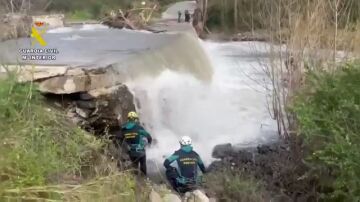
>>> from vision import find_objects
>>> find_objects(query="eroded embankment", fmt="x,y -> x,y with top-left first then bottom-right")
0,27 -> 213,136
0,23 -> 214,202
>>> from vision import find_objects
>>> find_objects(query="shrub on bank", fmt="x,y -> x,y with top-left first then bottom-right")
204,168 -> 268,202
293,61 -> 360,201
0,76 -> 142,201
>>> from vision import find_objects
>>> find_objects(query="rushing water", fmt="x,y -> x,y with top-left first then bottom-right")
126,40 -> 278,175
0,24 -> 278,173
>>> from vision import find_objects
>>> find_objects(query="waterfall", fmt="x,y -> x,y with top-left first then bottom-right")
0,24 -> 277,174
125,40 -> 278,175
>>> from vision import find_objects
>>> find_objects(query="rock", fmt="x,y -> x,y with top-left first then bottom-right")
149,190 -> 163,202
54,83 -> 136,134
75,107 -> 92,118
88,85 -> 124,98
13,64 -> 135,135
162,193 -> 181,202
208,141 -> 313,201
212,143 -> 233,159
88,84 -> 135,127
52,81 -> 135,134
186,190 -> 210,202
39,74 -> 89,94
65,68 -> 84,76
76,100 -> 96,109
235,150 -> 254,164
209,198 -> 217,202
79,93 -> 94,101
257,144 -> 273,154
38,67 -> 124,94
66,108 -> 84,125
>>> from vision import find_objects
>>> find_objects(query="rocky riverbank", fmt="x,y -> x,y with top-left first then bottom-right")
6,65 -> 137,135
207,141 -> 317,201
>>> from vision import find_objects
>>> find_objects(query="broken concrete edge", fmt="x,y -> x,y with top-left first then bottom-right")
38,67 -> 123,94
0,64 -> 70,82
0,64 -> 120,94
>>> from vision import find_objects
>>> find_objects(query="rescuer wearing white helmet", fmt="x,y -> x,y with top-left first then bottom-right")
120,111 -> 152,175
163,136 -> 206,193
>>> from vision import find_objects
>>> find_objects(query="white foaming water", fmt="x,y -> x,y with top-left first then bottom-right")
47,27 -> 74,33
61,35 -> 83,41
122,28 -> 153,34
80,24 -> 109,30
126,41 -> 278,170
47,24 -> 109,33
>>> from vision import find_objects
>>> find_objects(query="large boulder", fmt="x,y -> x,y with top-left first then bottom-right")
65,84 -> 135,134
211,143 -> 234,159
88,84 -> 135,127
185,190 -> 210,202
3,65 -> 135,135
38,67 -> 125,94
18,65 -> 137,134
162,193 -> 181,202
149,190 -> 163,202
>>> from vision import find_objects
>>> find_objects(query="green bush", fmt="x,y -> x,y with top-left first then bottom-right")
68,10 -> 94,20
0,76 -> 143,201
204,169 -> 267,202
90,2 -> 103,18
293,61 -> 360,201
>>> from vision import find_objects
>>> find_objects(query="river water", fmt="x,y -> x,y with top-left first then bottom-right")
127,40 -> 278,170
0,24 -> 278,171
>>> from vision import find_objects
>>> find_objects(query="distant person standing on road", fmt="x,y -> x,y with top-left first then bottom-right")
184,10 -> 191,22
178,11 -> 182,23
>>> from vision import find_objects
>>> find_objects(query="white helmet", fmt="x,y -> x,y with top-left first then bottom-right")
179,136 -> 192,146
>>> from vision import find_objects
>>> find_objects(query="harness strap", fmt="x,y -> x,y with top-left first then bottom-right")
129,144 -> 144,152
176,176 -> 197,185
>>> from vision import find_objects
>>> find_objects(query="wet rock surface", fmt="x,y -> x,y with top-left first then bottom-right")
211,143 -> 234,159
209,141 -> 317,201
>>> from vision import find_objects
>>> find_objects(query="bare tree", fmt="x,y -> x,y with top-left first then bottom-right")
0,0 -> 50,13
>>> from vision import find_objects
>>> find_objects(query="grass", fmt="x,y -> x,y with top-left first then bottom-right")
0,75 -> 149,201
204,169 -> 268,202
3,173 -> 138,202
